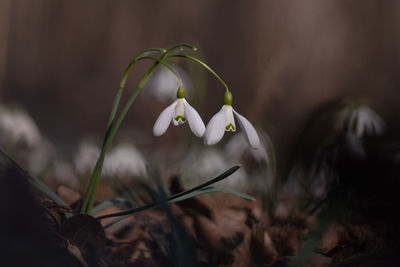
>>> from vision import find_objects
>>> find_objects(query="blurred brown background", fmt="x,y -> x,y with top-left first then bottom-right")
1,0 -> 399,160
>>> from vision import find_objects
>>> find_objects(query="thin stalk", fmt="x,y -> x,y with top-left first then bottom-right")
168,54 -> 229,92
81,48 -> 165,212
81,44 -> 196,214
109,48 -> 166,128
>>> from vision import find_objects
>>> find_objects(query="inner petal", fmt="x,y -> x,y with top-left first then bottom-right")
173,99 -> 186,126
224,105 -> 236,132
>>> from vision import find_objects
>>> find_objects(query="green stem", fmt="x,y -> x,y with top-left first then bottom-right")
81,48 -> 165,213
168,54 -> 229,92
110,48 -> 166,128
81,44 -> 196,214
137,56 -> 183,86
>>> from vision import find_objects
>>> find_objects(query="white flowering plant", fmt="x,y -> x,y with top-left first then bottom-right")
78,43 -> 261,218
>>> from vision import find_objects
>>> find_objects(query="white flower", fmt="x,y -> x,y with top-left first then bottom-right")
153,97 -> 205,137
0,105 -> 41,147
204,105 -> 260,149
73,141 -> 100,176
103,143 -> 147,179
337,104 -> 385,137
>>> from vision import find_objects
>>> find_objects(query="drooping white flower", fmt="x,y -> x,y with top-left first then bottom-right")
204,92 -> 260,149
153,87 -> 205,137
337,103 -> 385,137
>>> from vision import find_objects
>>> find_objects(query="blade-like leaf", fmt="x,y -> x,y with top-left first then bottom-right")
97,165 -> 241,221
170,186 -> 255,203
102,185 -> 254,229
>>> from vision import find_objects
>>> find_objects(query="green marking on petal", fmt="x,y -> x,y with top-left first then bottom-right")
174,115 -> 186,122
225,123 -> 236,131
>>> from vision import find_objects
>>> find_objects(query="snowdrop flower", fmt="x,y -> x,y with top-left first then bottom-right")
153,86 -> 205,137
204,91 -> 260,149
74,141 -> 101,176
337,104 -> 385,137
0,105 -> 41,147
103,143 -> 147,179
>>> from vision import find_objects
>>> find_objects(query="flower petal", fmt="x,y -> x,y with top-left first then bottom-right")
152,101 -> 177,136
204,107 -> 226,145
183,99 -> 205,137
233,109 -> 260,149
172,98 -> 186,126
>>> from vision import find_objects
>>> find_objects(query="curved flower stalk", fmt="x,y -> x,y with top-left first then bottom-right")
204,91 -> 260,149
153,86 -> 205,137
165,54 -> 260,149
81,44 -> 197,214
81,43 -> 260,215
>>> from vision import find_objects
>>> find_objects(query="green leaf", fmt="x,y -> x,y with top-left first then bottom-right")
99,165 -> 257,229
102,185 -> 254,229
170,186 -> 255,203
97,165 -> 241,221
29,177 -> 69,208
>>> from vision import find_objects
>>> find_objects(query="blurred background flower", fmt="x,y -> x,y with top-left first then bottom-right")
143,65 -> 192,102
0,104 -> 41,147
103,143 -> 147,180
336,103 -> 385,137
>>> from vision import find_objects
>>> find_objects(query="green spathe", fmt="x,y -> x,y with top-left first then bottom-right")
224,91 -> 233,106
177,86 -> 185,99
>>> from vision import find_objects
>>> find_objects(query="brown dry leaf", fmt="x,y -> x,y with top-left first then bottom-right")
95,204 -> 135,238
66,240 -> 89,267
249,224 -> 279,266
167,176 -> 275,266
40,198 -> 70,227
268,212 -> 314,256
57,185 -> 81,206
318,223 -> 349,255
60,214 -> 107,266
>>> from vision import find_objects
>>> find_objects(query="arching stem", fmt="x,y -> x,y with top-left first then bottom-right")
168,54 -> 229,92
81,44 -> 195,214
